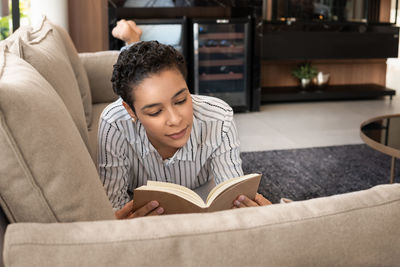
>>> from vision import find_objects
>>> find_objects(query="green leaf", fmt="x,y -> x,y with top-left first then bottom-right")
292,62 -> 318,79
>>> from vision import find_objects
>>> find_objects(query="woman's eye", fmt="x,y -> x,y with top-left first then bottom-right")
175,98 -> 187,105
148,110 -> 162,117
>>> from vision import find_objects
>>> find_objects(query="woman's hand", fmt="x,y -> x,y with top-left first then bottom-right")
115,200 -> 164,219
112,19 -> 142,45
232,193 -> 272,209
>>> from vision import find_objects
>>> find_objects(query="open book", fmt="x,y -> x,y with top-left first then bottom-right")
132,173 -> 261,214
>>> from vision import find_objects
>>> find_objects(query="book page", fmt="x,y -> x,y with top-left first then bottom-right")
206,173 -> 260,205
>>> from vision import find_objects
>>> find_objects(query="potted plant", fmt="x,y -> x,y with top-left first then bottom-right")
292,62 -> 318,89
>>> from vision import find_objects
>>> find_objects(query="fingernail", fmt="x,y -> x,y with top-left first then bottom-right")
151,201 -> 159,208
234,200 -> 240,206
157,207 -> 164,214
238,195 -> 245,201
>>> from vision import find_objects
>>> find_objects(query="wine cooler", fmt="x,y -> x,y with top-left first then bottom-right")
192,17 -> 251,111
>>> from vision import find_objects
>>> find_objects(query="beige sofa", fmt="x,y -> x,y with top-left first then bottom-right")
0,18 -> 400,267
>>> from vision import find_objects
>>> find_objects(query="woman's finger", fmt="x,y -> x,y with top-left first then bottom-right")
115,200 -> 134,219
131,200 -> 159,218
254,193 -> 272,206
237,195 -> 259,207
233,198 -> 248,208
146,207 -> 164,216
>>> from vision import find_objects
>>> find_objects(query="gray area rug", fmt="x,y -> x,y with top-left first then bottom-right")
241,144 -> 399,203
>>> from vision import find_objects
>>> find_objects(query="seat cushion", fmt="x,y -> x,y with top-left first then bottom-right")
0,49 -> 115,223
9,18 -> 90,149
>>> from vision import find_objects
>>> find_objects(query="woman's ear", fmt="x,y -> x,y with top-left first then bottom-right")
122,101 -> 137,121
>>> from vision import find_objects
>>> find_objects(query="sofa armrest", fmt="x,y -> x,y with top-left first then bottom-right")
79,51 -> 120,104
4,184 -> 400,267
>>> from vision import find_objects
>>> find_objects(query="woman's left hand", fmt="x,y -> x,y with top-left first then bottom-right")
232,193 -> 272,208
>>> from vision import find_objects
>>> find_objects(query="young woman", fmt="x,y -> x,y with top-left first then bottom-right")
99,23 -> 271,219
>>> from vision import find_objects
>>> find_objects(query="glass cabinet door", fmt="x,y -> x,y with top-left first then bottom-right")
193,18 -> 250,109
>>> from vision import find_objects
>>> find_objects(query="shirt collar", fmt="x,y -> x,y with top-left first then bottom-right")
172,119 -> 198,162
135,122 -> 157,158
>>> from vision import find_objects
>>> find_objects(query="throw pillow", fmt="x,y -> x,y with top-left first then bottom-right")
0,49 -> 115,222
10,19 -> 90,149
51,20 -> 93,128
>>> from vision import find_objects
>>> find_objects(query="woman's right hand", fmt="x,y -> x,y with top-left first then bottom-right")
115,200 -> 164,219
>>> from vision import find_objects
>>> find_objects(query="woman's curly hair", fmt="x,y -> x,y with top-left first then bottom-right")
111,41 -> 187,112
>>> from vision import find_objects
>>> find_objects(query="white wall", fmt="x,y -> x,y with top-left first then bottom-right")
386,2 -> 400,93
30,0 -> 68,30
386,58 -> 400,95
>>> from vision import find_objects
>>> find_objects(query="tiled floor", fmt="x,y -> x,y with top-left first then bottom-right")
235,96 -> 400,152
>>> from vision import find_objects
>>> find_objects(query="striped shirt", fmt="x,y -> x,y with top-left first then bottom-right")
98,94 -> 243,210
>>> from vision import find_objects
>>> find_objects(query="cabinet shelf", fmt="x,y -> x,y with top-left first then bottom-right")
199,32 -> 245,40
199,59 -> 244,66
199,73 -> 244,81
198,46 -> 244,53
261,84 -> 396,103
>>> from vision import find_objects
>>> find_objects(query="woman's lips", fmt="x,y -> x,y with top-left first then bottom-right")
167,127 -> 187,140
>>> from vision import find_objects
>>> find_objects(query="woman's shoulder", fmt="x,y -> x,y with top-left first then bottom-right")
99,99 -> 140,144
100,98 -> 131,124
191,94 -> 233,123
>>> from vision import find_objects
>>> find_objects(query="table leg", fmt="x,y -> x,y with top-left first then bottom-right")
390,156 -> 396,184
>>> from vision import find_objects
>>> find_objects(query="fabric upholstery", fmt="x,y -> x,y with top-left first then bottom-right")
3,183 -> 400,267
0,49 -> 115,223
9,18 -> 89,148
51,22 -> 93,128
0,210 -> 8,267
88,102 -> 110,166
79,51 -> 119,105
0,26 -> 30,47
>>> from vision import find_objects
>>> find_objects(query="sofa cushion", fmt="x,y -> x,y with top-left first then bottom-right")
88,103 -> 109,166
0,49 -> 115,223
0,26 -> 31,47
51,21 -> 93,128
0,208 -> 8,266
9,19 -> 90,149
3,183 -> 400,267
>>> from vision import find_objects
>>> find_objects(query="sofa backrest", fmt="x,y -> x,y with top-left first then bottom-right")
79,51 -> 120,105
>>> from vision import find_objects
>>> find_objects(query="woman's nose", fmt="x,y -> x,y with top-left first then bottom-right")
166,108 -> 182,126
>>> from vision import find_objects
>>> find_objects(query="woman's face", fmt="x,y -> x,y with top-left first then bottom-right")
129,68 -> 193,159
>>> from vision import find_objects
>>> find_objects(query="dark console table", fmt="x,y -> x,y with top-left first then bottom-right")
258,21 -> 399,104
261,84 -> 396,103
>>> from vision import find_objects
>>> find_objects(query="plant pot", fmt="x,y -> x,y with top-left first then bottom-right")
300,78 -> 311,89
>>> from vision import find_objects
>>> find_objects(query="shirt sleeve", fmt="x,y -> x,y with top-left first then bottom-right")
98,117 -> 131,211
210,118 -> 244,184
